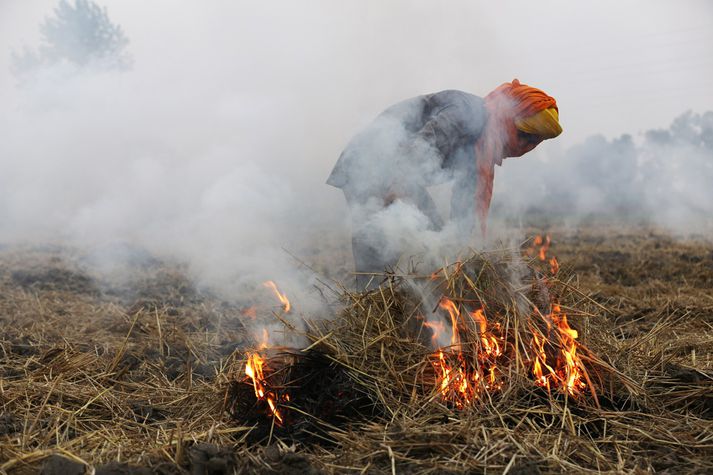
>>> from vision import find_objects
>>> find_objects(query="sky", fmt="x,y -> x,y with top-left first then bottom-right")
0,0 -> 712,305
2,0 -> 712,148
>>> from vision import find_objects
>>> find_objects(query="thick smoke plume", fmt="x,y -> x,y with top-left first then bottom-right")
2,2 -> 711,343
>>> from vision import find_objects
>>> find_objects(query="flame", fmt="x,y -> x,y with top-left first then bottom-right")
523,234 -> 588,395
430,261 -> 462,281
239,233 -> 591,419
439,297 -> 462,347
244,352 -> 284,424
241,306 -> 257,320
551,305 -> 586,395
549,257 -> 560,275
425,234 -> 591,407
243,326 -> 289,424
531,329 -> 556,390
432,350 -> 477,409
423,320 -> 446,347
530,304 -> 586,395
263,281 -> 290,313
430,301 -> 502,408
538,235 -> 551,261
257,327 -> 269,349
526,234 -> 552,261
470,309 -> 501,357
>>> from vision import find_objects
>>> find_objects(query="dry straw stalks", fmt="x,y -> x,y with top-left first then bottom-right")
1,243 -> 712,473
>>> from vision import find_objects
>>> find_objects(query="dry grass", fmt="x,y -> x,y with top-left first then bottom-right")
1,229 -> 712,474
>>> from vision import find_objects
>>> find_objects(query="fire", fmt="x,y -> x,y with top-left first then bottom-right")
538,235 -> 551,261
257,327 -> 269,349
526,234 -> 552,261
263,281 -> 290,313
530,305 -> 587,396
244,351 -> 284,424
427,234 -> 589,405
531,329 -> 556,389
470,309 -> 501,357
430,261 -> 462,281
433,351 -> 477,409
438,297 -> 462,347
244,328 -> 286,424
524,235 -> 588,396
551,305 -> 586,395
549,257 -> 559,275
238,234 -> 591,424
241,281 -> 292,426
429,300 -> 502,408
423,320 -> 446,346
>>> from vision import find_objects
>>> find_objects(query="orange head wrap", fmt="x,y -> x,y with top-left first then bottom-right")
474,79 -> 560,237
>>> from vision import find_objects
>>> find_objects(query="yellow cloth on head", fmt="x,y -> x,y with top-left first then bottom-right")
514,107 -> 562,139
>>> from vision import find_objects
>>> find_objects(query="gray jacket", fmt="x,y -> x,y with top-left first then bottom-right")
327,90 -> 488,222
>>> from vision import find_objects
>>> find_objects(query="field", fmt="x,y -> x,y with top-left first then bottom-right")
0,226 -> 712,474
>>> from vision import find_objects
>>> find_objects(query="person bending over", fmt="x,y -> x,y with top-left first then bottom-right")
327,79 -> 562,288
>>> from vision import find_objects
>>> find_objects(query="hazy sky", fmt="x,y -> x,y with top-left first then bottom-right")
2,0 -> 712,148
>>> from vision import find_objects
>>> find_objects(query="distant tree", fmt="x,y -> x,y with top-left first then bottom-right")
12,0 -> 131,76
640,111 -> 713,217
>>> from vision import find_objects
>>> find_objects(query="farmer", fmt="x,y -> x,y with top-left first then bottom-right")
327,79 -> 562,288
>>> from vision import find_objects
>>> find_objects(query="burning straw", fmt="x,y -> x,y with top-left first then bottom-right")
1,237 -> 712,473
225,238 -> 713,472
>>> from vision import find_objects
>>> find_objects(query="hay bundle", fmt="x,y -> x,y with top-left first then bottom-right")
225,248 -> 713,472
305,250 -> 623,407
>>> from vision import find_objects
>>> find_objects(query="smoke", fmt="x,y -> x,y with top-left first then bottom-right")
1,1 -> 711,343
0,3 -> 357,340
492,110 -> 713,233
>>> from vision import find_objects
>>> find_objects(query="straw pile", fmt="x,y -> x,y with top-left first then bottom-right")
225,247 -> 713,473
1,232 -> 712,474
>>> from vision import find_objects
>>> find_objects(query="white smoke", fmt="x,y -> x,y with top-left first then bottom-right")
1,1 -> 711,342
492,110 -> 713,234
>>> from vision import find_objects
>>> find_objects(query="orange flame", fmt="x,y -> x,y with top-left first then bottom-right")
551,305 -> 586,395
470,309 -> 501,357
531,329 -> 556,390
438,297 -> 462,347
423,320 -> 446,347
432,350 -> 478,409
432,233 -> 589,405
549,257 -> 560,275
530,304 -> 586,396
257,327 -> 269,349
538,235 -> 551,261
526,235 -> 552,261
430,301 -> 503,408
263,281 -> 290,313
244,352 -> 284,424
430,261 -> 462,281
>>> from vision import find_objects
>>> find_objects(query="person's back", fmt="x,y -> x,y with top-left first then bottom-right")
328,80 -> 563,288
326,90 -> 486,197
